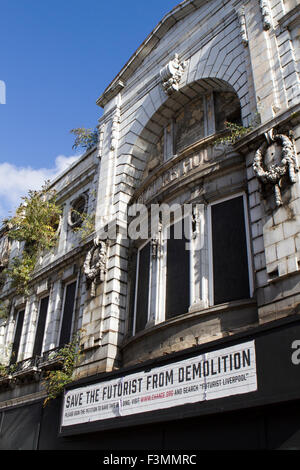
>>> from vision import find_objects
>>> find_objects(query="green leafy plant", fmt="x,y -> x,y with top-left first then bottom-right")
0,360 -> 17,379
0,299 -> 10,320
3,182 -> 62,295
42,332 -> 83,407
0,271 -> 6,291
70,127 -> 98,152
73,211 -> 96,240
4,252 -> 37,295
214,121 -> 253,145
214,113 -> 261,146
0,363 -> 8,378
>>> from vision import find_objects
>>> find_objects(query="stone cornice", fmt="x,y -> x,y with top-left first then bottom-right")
96,80 -> 125,109
0,235 -> 95,301
48,146 -> 98,191
54,163 -> 98,205
234,103 -> 300,154
277,3 -> 300,30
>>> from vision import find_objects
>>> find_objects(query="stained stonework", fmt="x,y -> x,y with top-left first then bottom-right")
0,1 -> 300,441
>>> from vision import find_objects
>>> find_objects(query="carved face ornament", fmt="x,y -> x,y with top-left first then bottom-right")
84,239 -> 107,297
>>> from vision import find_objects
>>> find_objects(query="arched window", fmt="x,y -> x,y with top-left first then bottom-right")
68,194 -> 88,229
142,89 -> 242,178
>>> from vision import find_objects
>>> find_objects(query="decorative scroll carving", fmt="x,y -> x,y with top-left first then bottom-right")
160,54 -> 187,95
253,129 -> 298,207
192,205 -> 202,239
84,238 -> 107,297
151,223 -> 162,259
237,8 -> 248,46
259,0 -> 272,31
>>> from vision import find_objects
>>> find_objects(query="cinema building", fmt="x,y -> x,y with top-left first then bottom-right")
1,0 -> 300,450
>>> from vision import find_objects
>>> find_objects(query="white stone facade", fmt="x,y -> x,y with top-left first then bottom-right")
0,0 -> 300,408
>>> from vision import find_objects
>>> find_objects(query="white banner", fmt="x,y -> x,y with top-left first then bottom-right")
61,340 -> 257,427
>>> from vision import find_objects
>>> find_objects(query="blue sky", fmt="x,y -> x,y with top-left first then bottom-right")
0,0 -> 180,219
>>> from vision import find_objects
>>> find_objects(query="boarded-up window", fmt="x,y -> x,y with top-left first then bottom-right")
165,220 -> 190,319
211,196 -> 250,305
134,242 -> 151,334
32,296 -> 49,357
59,281 -> 77,347
10,310 -> 25,364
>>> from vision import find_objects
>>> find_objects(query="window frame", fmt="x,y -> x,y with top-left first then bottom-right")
161,214 -> 192,320
130,194 -> 253,337
10,308 -> 25,365
132,239 -> 153,336
207,192 -> 254,307
131,213 -> 194,335
57,277 -> 79,347
32,294 -> 50,358
68,193 -> 89,229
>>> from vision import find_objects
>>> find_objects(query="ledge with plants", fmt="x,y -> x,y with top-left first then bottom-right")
0,298 -> 10,321
0,362 -> 17,388
214,114 -> 261,146
1,182 -> 62,296
42,332 -> 83,407
0,333 -> 83,398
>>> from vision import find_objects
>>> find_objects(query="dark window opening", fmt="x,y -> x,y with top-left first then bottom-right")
69,195 -> 87,228
32,296 -> 49,357
211,196 -> 250,305
58,281 -> 77,347
128,253 -> 138,336
10,310 -> 25,365
134,242 -> 151,334
214,91 -> 242,132
165,219 -> 190,319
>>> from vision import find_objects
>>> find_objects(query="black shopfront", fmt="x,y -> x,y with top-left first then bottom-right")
2,314 -> 300,451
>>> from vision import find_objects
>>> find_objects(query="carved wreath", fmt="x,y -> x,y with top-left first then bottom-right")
253,132 -> 298,207
84,238 -> 107,297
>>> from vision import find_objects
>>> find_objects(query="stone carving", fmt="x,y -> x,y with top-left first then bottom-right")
151,223 -> 162,259
160,54 -> 187,95
259,0 -> 272,31
192,205 -> 202,239
84,238 -> 107,297
253,129 -> 298,207
136,142 -> 234,205
237,8 -> 248,47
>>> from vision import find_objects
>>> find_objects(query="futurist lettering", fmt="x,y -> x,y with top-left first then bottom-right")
62,341 -> 257,427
